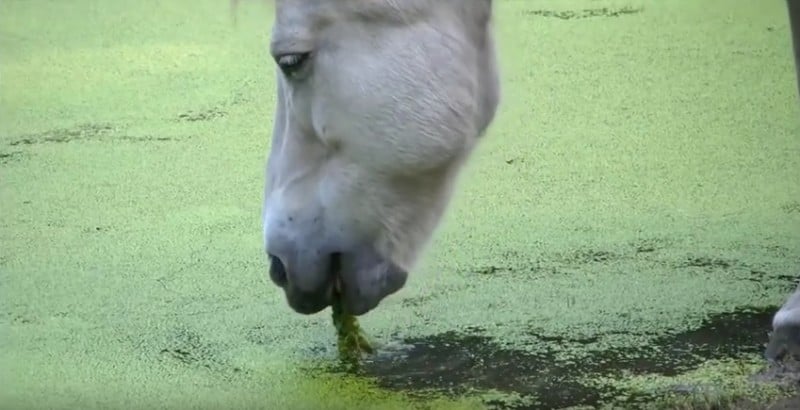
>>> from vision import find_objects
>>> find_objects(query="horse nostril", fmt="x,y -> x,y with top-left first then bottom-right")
268,254 -> 288,286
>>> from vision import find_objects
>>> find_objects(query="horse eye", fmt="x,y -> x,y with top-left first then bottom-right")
274,52 -> 312,78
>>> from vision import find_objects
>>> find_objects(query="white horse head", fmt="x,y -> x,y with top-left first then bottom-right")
262,0 -> 501,316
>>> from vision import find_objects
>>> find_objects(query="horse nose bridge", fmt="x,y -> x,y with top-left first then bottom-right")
265,208 -> 318,251
264,191 -> 326,255
265,215 -> 325,259
263,148 -> 331,255
270,5 -> 316,56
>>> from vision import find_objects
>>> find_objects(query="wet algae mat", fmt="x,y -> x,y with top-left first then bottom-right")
2,0 -> 800,409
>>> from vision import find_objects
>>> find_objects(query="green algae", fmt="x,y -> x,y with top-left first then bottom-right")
331,254 -> 375,363
332,295 -> 375,363
587,356 -> 793,409
289,371 -> 486,410
1,0 -> 799,409
354,308 -> 793,409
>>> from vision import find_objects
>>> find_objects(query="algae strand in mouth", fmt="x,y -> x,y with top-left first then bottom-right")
331,281 -> 374,361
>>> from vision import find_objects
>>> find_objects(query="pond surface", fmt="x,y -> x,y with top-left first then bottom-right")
2,0 -> 799,409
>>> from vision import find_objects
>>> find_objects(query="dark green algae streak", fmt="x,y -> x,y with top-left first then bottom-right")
1,0 -> 799,409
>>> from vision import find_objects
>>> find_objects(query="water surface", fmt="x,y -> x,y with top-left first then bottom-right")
2,0 -> 799,408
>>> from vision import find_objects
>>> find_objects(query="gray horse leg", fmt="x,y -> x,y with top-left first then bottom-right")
764,3 -> 800,362
767,281 -> 800,361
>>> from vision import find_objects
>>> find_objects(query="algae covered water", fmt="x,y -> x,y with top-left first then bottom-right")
2,0 -> 800,409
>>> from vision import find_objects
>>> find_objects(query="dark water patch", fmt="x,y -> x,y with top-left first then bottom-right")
463,238 -> 678,278
568,249 -> 617,264
0,150 -> 25,164
158,326 -> 246,380
476,265 -> 514,275
630,237 -> 675,255
745,270 -> 797,288
9,123 -> 113,145
322,307 -> 778,409
227,78 -> 260,106
460,241 -> 797,297
116,135 -> 177,142
176,108 -> 226,122
244,320 -> 321,346
765,245 -> 792,258
766,394 -> 800,410
756,357 -> 800,388
8,123 -> 180,145
636,244 -> 657,254
523,7 -> 643,20
12,314 -> 36,324
159,328 -> 217,367
458,248 -> 622,279
81,225 -> 111,234
244,324 -> 275,346
683,256 -> 733,270
781,202 -> 800,214
504,157 -> 526,165
541,248 -> 624,269
651,308 -> 774,369
401,294 -> 436,308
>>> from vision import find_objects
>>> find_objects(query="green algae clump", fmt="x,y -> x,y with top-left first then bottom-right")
331,291 -> 374,362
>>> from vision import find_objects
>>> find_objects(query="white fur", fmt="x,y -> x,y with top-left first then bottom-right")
262,0 -> 500,315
